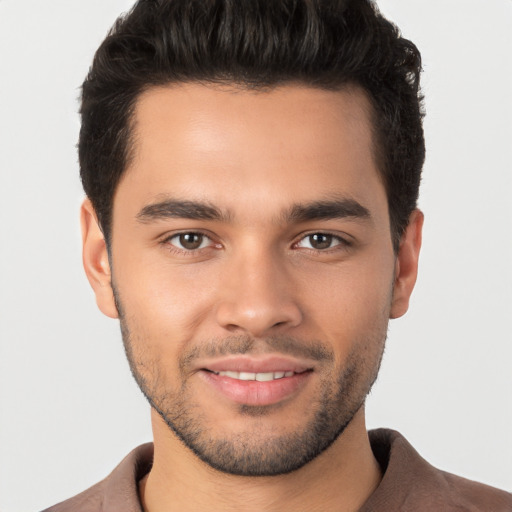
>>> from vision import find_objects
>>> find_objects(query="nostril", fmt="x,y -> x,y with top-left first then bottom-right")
215,299 -> 303,336
225,323 -> 242,332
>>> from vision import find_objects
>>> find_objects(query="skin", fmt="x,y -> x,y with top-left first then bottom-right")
82,83 -> 423,512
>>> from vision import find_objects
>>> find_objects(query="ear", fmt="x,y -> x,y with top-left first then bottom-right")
390,209 -> 424,319
81,199 -> 119,319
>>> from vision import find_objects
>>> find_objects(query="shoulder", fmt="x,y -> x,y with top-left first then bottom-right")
41,480 -> 106,512
364,428 -> 512,512
437,469 -> 512,512
41,443 -> 153,512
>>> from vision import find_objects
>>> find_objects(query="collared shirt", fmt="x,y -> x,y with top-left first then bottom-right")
42,429 -> 512,511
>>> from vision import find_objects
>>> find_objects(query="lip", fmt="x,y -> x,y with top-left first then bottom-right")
196,355 -> 314,374
196,356 -> 314,406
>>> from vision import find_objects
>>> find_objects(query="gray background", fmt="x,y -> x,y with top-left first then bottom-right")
0,1 -> 511,510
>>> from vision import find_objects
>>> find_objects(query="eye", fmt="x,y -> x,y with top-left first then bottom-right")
296,233 -> 343,250
168,232 -> 212,251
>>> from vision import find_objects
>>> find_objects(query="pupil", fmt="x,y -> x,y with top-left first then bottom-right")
310,234 -> 332,249
180,233 -> 203,250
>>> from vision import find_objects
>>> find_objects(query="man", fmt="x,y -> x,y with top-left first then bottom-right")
43,0 -> 512,510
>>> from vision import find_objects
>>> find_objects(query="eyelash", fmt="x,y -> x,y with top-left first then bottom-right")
160,231 -> 352,255
161,231 -> 218,256
293,232 -> 352,252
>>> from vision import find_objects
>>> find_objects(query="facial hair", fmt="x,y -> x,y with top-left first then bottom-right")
114,284 -> 387,477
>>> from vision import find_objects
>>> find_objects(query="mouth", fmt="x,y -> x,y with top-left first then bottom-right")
206,369 -> 305,381
199,362 -> 314,406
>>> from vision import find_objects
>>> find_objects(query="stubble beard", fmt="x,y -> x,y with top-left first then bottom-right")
116,314 -> 387,477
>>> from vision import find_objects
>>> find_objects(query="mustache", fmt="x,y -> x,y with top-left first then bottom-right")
179,335 -> 335,369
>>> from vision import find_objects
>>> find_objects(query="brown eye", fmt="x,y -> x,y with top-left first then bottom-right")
168,233 -> 209,250
308,233 -> 333,249
179,233 -> 204,250
296,233 -> 342,250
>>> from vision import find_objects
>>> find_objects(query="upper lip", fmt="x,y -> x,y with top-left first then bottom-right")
196,356 -> 314,374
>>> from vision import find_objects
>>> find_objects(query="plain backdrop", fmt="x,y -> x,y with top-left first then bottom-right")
0,1 -> 511,510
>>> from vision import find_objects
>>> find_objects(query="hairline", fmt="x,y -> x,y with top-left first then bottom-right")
101,79 -> 396,251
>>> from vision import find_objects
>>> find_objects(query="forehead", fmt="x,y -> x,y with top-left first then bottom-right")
116,83 -> 387,224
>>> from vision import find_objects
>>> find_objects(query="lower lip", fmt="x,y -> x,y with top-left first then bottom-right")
200,371 -> 312,406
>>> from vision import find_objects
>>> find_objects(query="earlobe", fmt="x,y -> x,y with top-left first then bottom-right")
81,199 -> 119,319
390,209 -> 424,319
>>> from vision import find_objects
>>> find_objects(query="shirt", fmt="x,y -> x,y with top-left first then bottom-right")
42,429 -> 512,511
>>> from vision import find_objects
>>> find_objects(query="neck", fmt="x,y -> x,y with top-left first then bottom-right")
139,407 -> 382,512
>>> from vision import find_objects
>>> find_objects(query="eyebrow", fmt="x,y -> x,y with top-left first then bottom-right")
136,199 -> 229,223
284,198 -> 371,224
136,197 -> 371,224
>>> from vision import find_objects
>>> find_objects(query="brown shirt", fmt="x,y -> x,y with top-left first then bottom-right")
42,429 -> 512,511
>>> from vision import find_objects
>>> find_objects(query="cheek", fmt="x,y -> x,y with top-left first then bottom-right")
302,257 -> 394,359
112,252 -> 219,349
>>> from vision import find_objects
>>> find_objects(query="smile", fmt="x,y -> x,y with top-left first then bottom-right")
201,368 -> 313,406
211,370 -> 295,381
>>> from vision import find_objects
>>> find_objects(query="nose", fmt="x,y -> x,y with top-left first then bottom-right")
215,250 -> 303,337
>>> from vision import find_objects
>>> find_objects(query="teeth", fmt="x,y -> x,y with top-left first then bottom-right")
216,371 -> 295,381
255,372 -> 274,382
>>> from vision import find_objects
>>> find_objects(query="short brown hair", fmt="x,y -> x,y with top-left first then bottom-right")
79,0 -> 425,250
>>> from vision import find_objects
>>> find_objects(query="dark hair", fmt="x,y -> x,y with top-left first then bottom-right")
79,0 -> 424,251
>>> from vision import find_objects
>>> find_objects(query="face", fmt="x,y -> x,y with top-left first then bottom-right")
83,83 -> 421,476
